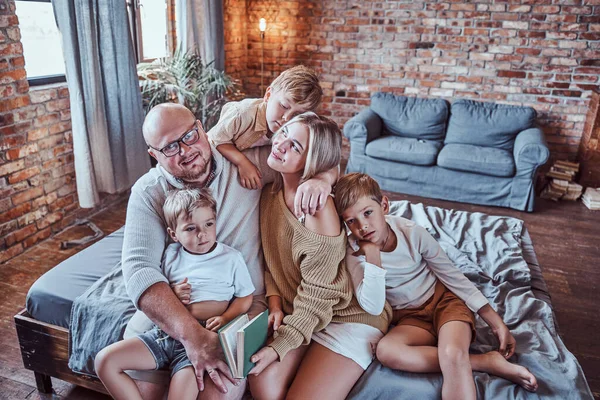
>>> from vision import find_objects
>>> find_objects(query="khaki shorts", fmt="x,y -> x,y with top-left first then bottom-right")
392,281 -> 476,342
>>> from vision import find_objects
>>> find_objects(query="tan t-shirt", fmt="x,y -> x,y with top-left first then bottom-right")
208,98 -> 271,151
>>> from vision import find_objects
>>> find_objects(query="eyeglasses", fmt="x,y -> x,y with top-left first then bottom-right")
148,124 -> 200,157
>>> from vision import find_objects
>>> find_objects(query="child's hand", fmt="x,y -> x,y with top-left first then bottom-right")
206,316 -> 228,332
494,324 -> 516,359
268,308 -> 284,335
353,240 -> 381,258
171,277 -> 191,305
238,159 -> 263,190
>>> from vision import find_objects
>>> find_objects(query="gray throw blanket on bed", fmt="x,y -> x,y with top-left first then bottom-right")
68,201 -> 593,398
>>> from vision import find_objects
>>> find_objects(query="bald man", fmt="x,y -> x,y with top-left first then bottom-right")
120,103 -> 335,400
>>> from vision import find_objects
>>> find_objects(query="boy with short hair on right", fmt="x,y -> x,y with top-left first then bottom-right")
334,173 -> 538,399
208,65 -> 322,190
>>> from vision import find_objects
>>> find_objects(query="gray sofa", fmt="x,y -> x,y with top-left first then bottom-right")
344,93 -> 550,211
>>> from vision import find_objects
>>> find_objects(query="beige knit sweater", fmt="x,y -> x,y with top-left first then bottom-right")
260,185 -> 392,360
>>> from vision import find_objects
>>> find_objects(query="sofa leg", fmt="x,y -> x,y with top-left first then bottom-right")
34,372 -> 52,393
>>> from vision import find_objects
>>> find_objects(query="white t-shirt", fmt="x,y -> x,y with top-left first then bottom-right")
345,215 -> 488,315
162,242 -> 255,304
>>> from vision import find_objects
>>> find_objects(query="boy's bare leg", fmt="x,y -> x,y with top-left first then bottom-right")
95,338 -> 158,400
168,367 -> 198,400
377,323 -> 538,392
199,373 -> 246,400
248,344 -> 309,400
437,321 -> 476,400
286,342 -> 364,400
376,324 -> 438,372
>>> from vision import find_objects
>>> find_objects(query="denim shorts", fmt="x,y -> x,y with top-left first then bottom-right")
137,320 -> 206,377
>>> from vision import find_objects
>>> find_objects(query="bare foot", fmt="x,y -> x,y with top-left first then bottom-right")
482,351 -> 538,392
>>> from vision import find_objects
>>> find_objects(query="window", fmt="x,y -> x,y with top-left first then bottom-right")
126,0 -> 169,63
15,0 -> 66,85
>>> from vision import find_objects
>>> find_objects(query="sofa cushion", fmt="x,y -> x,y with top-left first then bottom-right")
370,92 -> 449,141
365,136 -> 443,166
437,144 -> 515,177
445,100 -> 536,151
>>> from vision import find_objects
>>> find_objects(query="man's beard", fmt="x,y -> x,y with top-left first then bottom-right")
177,153 -> 210,182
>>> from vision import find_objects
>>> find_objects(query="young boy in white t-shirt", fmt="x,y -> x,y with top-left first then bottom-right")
334,173 -> 538,400
95,188 -> 255,400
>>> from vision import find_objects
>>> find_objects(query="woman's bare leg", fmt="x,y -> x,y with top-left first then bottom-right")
95,338 -> 158,400
248,344 -> 309,400
286,342 -> 364,400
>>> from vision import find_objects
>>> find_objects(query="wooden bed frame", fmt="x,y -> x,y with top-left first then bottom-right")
14,309 -> 108,395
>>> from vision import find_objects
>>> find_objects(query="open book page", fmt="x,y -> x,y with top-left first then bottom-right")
218,314 -> 249,377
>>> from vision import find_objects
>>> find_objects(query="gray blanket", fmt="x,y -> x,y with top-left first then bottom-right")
68,201 -> 593,398
348,201 -> 593,400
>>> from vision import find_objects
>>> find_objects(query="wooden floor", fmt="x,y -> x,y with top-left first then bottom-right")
0,191 -> 599,399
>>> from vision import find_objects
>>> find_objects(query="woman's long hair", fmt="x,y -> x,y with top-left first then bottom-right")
271,112 -> 342,193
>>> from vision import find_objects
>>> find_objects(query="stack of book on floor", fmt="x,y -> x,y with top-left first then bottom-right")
540,160 -> 582,201
581,188 -> 600,210
546,160 -> 579,181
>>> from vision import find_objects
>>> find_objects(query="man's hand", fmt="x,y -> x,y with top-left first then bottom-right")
206,316 -> 228,332
171,277 -> 191,305
493,324 -> 516,359
238,159 -> 263,190
248,346 -> 279,375
181,325 -> 239,393
294,177 -> 331,217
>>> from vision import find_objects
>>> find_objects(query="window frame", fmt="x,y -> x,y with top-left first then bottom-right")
16,0 -> 67,86
126,0 -> 170,63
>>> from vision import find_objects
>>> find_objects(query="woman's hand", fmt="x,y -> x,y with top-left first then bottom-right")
493,324 -> 516,359
248,346 -> 279,375
171,277 -> 191,305
268,308 -> 284,335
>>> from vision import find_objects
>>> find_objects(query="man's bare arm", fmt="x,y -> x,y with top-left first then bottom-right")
138,282 -> 235,393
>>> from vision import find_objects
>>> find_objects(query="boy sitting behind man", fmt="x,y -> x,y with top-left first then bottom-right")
334,173 -> 538,400
208,65 -> 322,190
95,188 -> 254,400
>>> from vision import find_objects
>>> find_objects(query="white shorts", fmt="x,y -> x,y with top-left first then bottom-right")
312,322 -> 383,370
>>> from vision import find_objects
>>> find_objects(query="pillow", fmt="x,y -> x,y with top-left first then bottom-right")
445,100 -> 536,151
370,93 -> 449,141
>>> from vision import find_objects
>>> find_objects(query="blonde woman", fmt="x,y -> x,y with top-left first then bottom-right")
248,112 -> 392,400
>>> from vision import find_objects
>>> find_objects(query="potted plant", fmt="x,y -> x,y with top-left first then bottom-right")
137,47 -> 241,130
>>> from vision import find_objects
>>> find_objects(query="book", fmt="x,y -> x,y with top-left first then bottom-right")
218,310 -> 268,378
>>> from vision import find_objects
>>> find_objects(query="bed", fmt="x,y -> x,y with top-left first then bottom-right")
15,200 -> 593,399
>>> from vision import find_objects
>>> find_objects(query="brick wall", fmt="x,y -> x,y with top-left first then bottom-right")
224,0 -> 248,82
233,0 -> 600,162
0,0 -> 124,263
579,89 -> 600,186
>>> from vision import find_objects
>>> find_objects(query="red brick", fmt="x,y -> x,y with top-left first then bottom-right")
11,186 -> 44,205
0,159 -> 25,176
5,143 -> 38,160
4,223 -> 38,246
0,95 -> 29,112
36,212 -> 63,230
0,243 -> 23,263
0,202 -> 31,224
22,227 -> 52,248
8,166 -> 41,184
0,68 -> 26,84
29,88 -> 57,104
498,70 -> 526,78
26,127 -> 49,142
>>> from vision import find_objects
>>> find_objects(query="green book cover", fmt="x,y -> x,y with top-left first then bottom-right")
237,310 -> 268,378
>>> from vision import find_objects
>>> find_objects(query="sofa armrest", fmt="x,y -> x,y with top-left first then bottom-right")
343,108 -> 383,145
513,127 -> 550,176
